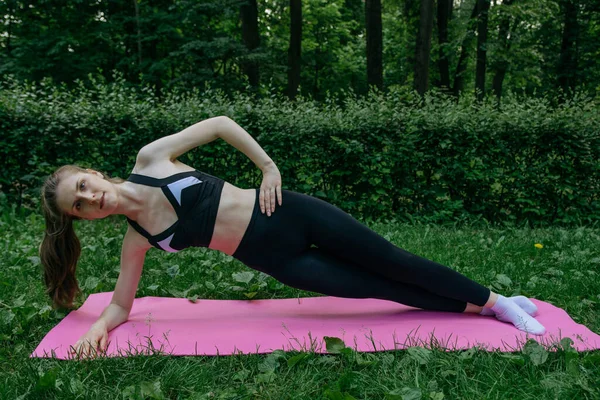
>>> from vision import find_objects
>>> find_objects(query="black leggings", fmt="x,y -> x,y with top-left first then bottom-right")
231,189 -> 491,313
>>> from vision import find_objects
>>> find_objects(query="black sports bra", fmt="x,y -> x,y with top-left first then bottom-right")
125,170 -> 225,252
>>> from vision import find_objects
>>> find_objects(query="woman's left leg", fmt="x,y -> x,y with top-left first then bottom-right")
297,192 -> 491,307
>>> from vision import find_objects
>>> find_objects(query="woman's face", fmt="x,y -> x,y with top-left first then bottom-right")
56,170 -> 114,220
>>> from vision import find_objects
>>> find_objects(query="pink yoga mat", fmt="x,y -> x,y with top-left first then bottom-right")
31,292 -> 600,360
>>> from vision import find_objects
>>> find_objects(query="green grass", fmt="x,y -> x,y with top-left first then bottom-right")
1,210 -> 599,399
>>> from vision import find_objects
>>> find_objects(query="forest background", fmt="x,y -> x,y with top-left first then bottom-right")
1,0 -> 599,226
1,0 -> 599,102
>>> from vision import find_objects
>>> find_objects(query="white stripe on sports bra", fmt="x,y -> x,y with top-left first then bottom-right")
166,176 -> 203,206
157,233 -> 179,253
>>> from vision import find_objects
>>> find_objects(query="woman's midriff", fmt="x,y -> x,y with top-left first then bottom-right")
208,182 -> 257,256
131,159 -> 257,255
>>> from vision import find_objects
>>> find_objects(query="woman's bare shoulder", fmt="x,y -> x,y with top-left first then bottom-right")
130,158 -> 195,179
123,223 -> 153,251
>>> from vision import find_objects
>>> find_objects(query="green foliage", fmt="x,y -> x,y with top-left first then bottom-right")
1,0 -> 599,103
1,75 -> 599,227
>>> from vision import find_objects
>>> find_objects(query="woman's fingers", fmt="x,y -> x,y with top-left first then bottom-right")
77,341 -> 88,357
100,333 -> 107,352
266,189 -> 271,215
84,340 -> 96,358
261,188 -> 277,216
260,187 -> 283,215
70,339 -> 98,358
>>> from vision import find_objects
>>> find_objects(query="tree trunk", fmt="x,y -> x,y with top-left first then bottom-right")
557,0 -> 579,100
149,37 -> 163,98
414,0 -> 435,96
366,0 -> 383,92
133,0 -> 142,70
453,1 -> 479,98
314,46 -> 320,96
404,0 -> 417,72
475,0 -> 490,103
491,0 -> 518,105
436,0 -> 452,93
104,0 -> 121,81
287,0 -> 302,100
241,0 -> 260,90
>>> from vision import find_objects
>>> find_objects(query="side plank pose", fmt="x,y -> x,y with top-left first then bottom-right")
39,116 -> 546,357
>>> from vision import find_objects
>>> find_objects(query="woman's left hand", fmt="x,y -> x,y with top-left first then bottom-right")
260,164 -> 282,216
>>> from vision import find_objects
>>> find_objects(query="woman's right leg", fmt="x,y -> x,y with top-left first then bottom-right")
288,190 -> 492,307
269,247 -> 470,313
232,188 -> 488,310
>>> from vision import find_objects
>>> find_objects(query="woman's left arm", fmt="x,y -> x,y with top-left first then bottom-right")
219,117 -> 282,216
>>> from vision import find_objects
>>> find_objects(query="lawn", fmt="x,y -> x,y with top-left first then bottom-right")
1,211 -> 599,399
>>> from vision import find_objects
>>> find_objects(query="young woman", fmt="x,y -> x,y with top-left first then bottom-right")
40,116 -> 545,357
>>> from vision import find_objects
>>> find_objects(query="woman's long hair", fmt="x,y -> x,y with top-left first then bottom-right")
40,165 -> 124,309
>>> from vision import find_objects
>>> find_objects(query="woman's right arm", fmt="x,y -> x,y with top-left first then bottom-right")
72,226 -> 150,357
107,225 -> 151,317
91,303 -> 130,332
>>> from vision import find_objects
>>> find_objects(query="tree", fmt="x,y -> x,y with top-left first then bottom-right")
557,0 -> 579,100
490,0 -> 520,104
287,0 -> 302,99
366,0 -> 383,91
436,0 -> 452,93
453,1 -> 479,98
241,0 -> 261,91
414,0 -> 435,96
475,0 -> 491,102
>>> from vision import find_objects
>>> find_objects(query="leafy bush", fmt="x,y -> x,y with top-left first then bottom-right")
1,72 -> 599,227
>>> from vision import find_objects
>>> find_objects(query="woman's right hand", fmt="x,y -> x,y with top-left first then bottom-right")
69,324 -> 108,359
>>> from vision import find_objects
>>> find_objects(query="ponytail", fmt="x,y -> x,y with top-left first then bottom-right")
39,165 -> 123,309
39,217 -> 82,309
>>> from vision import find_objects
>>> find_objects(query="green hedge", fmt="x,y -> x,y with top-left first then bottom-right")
1,73 -> 599,227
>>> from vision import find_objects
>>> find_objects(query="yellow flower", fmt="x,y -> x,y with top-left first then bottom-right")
534,243 -> 543,249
